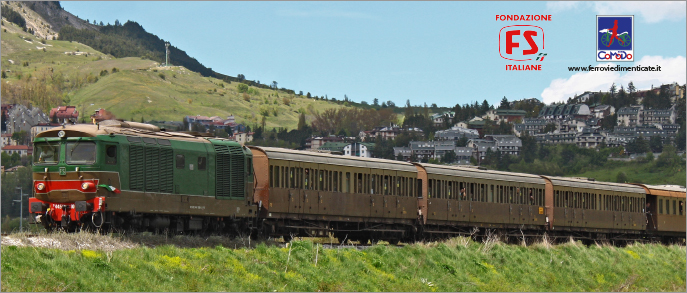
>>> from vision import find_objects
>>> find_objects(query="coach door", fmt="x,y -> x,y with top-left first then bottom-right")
286,163 -> 302,214
370,172 -> 385,219
301,165 -> 318,215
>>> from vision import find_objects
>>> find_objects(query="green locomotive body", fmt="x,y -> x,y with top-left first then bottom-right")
29,121 -> 256,233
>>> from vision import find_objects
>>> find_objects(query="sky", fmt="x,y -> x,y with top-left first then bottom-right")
61,1 -> 686,108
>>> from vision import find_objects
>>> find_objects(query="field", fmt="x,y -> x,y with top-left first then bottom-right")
1,232 -> 685,292
1,24 -> 350,130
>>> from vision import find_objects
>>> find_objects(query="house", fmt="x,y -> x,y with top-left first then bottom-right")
393,146 -> 412,161
467,139 -> 498,161
49,106 -> 79,123
359,125 -> 423,142
591,105 -> 615,119
305,136 -> 345,150
576,91 -> 595,103
642,107 -> 676,125
2,145 -> 33,156
319,142 -> 350,154
431,111 -> 455,127
534,132 -> 577,145
538,104 -> 591,120
344,142 -> 375,157
493,109 -> 527,123
229,131 -> 254,145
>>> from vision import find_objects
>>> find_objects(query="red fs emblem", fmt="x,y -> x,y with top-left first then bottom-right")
499,25 -> 546,61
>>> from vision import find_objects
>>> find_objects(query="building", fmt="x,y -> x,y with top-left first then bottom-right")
467,139 -> 498,161
229,131 -> 254,145
393,146 -> 412,161
575,128 -> 605,148
1,145 -> 32,156
538,104 -> 591,120
616,106 -> 642,126
484,109 -> 527,123
435,126 -> 479,141
31,123 -> 61,142
576,91 -> 595,103
305,136 -> 345,150
431,111 -> 455,127
513,118 -> 550,136
1,133 -> 16,147
484,135 -> 522,156
49,106 -> 79,123
534,132 -> 577,145
642,107 -> 676,125
184,115 -> 238,132
344,142 -> 375,157
359,125 -> 423,142
5,104 -> 49,134
591,105 -> 616,119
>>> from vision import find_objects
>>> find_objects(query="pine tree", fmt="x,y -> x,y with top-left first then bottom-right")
297,113 -> 306,130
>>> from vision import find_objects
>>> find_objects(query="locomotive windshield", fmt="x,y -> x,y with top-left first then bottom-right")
66,141 -> 96,165
33,142 -> 60,165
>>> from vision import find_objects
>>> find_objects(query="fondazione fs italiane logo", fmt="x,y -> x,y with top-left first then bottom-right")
597,15 -> 634,62
497,14 -> 550,71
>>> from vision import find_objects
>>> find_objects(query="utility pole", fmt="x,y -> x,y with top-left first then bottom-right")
13,187 -> 27,232
165,42 -> 170,66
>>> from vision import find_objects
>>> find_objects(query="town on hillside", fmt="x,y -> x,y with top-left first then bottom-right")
1,82 -> 685,173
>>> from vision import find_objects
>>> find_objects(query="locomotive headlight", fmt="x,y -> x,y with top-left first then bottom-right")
36,183 -> 45,191
81,182 -> 94,190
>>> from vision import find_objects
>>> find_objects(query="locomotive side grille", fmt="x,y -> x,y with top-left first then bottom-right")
145,146 -> 160,192
214,145 -> 245,198
159,147 -> 174,193
129,144 -> 145,191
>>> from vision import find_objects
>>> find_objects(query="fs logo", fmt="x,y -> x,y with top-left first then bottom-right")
499,25 -> 546,61
597,15 -> 633,61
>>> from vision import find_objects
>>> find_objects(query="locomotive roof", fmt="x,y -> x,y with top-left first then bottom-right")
544,176 -> 646,194
422,163 -> 546,185
35,122 -> 215,143
632,184 -> 686,198
253,146 -> 418,172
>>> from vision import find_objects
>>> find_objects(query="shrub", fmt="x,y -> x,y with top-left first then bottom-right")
242,93 -> 250,102
158,73 -> 165,80
282,97 -> 291,106
111,67 -> 118,73
237,83 -> 249,93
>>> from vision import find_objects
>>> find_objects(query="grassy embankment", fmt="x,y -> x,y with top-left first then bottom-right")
1,233 -> 685,292
1,25 -> 349,130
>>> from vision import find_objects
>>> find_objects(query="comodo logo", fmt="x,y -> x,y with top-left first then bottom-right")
596,15 -> 633,62
499,25 -> 545,61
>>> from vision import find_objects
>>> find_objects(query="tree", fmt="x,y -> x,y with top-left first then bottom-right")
237,74 -> 245,81
297,113 -> 306,130
404,100 -> 414,118
626,135 -> 649,154
520,134 -> 537,163
499,96 -> 510,109
298,91 -> 303,96
543,122 -> 557,133
609,83 -> 617,98
441,150 -> 457,164
649,135 -> 663,153
271,81 -> 278,89
306,92 -> 311,99
373,98 -> 379,107
11,131 -> 28,146
616,171 -> 628,183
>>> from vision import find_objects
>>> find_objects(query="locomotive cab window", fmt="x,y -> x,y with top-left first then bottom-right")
198,156 -> 207,170
66,141 -> 96,165
105,145 -> 117,165
34,142 -> 60,165
176,155 -> 185,169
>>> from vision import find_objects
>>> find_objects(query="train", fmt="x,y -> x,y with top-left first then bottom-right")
27,121 -> 686,244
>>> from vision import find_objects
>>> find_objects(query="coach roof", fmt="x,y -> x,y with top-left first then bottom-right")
421,163 -> 546,185
544,176 -> 645,194
255,146 -> 417,172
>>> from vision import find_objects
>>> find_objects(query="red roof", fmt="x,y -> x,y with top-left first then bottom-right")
50,106 -> 79,119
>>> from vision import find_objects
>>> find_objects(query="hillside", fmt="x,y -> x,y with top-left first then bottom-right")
1,18 -> 349,130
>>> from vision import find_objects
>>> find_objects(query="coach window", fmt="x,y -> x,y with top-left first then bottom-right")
673,200 -> 677,215
659,199 -> 663,214
176,154 -> 185,169
274,166 -> 279,187
428,179 -> 433,198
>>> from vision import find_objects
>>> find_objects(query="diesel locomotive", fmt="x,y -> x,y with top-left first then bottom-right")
28,121 -> 685,243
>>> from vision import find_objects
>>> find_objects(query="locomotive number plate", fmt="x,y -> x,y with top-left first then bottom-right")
59,167 -> 67,176
538,207 -> 544,214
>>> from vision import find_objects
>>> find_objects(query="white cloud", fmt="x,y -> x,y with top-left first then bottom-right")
540,55 -> 686,104
546,1 -> 686,23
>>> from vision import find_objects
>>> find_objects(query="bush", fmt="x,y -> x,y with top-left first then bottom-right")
616,171 -> 628,183
242,93 -> 250,102
237,83 -> 249,93
158,73 -> 165,80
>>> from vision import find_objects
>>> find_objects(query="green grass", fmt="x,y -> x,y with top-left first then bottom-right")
1,26 -> 349,130
570,160 -> 686,186
1,236 -> 684,291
